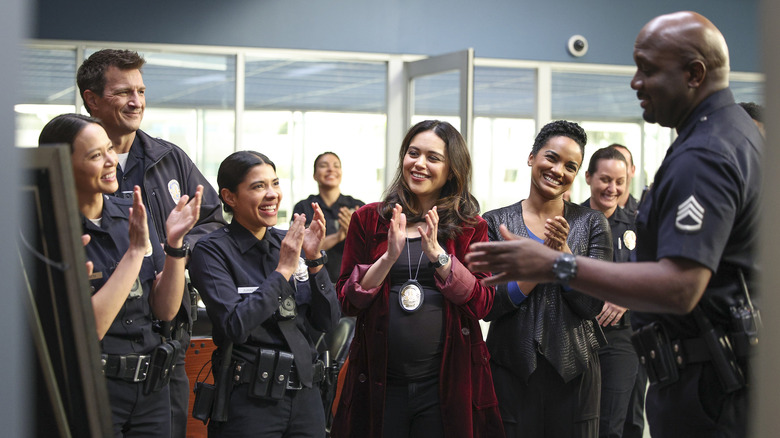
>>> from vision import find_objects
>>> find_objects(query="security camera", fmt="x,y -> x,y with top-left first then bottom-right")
567,35 -> 588,57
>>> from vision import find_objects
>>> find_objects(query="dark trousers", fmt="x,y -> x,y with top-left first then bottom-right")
170,350 -> 190,438
106,378 -> 171,438
598,327 -> 639,438
208,383 -> 326,438
383,376 -> 443,438
622,365 -> 647,438
645,362 -> 748,438
492,352 -> 600,438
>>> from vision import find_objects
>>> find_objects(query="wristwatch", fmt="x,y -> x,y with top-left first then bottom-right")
430,253 -> 450,269
304,250 -> 328,268
164,241 -> 190,259
552,253 -> 577,285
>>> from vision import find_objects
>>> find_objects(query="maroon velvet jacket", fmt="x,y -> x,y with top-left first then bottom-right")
332,203 -> 505,438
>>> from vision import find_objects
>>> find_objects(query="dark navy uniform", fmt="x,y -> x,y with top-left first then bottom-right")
83,195 -> 171,438
293,193 -> 365,283
115,129 -> 227,438
633,88 -> 762,437
582,201 -> 643,438
189,221 -> 340,437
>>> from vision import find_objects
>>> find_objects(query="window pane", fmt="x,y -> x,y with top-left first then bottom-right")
244,59 -> 386,112
731,80 -> 764,105
552,72 -> 638,121
243,58 -> 387,227
475,66 -> 536,118
20,47 -> 77,106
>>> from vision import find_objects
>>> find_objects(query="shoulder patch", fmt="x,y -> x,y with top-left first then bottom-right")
675,195 -> 704,232
168,179 -> 181,203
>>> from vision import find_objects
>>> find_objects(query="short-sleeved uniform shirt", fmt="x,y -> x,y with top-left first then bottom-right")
82,195 -> 165,355
632,88 -> 762,339
293,193 -> 365,282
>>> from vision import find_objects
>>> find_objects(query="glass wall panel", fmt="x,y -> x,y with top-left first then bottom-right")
731,80 -> 764,105
472,66 -> 536,213
16,47 -> 78,146
244,59 -> 386,112
552,72 -> 638,122
243,58 -> 387,227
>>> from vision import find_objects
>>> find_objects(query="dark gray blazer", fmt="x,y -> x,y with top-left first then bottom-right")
483,200 -> 612,383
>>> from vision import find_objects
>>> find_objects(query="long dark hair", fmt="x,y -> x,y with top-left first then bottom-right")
217,150 -> 276,214
38,113 -> 104,151
380,120 -> 479,240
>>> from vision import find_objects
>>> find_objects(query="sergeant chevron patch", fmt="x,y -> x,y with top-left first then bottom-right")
676,195 -> 704,232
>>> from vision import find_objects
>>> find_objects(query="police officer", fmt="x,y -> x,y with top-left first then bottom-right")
189,151 -> 340,437
38,114 -> 203,437
467,11 -> 761,437
581,147 -> 644,438
77,49 -> 227,438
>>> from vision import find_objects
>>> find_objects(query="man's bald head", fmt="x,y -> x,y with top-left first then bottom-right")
640,11 -> 729,89
631,11 -> 730,129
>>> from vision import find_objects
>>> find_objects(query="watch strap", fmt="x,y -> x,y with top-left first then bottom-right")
304,250 -> 328,268
164,241 -> 190,259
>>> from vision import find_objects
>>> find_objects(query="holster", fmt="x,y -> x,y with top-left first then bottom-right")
247,349 -> 294,401
143,340 -> 181,395
211,343 -> 234,422
631,322 -> 679,387
693,307 -> 746,393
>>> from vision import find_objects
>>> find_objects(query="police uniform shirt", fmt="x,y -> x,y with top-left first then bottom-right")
580,199 -> 636,264
633,88 -> 762,338
82,195 -> 165,355
188,220 -> 340,363
292,193 -> 365,282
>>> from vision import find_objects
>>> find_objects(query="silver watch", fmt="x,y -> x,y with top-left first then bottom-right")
431,253 -> 450,269
552,253 -> 577,285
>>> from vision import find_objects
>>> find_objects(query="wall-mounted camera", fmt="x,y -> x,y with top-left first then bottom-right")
567,35 -> 588,57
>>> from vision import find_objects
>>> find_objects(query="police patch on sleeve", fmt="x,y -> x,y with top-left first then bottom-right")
675,195 -> 704,232
168,179 -> 181,203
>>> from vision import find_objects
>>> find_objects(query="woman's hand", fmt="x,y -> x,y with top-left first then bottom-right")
385,204 -> 407,263
335,206 -> 354,240
277,213 -> 306,280
128,186 -> 150,252
419,206 -> 445,262
303,202 -> 326,259
165,185 -> 203,246
544,215 -> 571,253
597,301 -> 628,327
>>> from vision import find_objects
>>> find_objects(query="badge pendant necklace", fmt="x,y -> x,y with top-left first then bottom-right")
399,235 -> 425,313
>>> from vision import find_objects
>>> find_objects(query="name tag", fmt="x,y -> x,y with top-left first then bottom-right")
238,287 -> 259,294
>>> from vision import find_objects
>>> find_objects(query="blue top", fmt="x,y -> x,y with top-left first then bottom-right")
632,88 -> 763,338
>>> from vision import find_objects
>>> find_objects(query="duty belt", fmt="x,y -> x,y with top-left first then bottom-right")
233,360 -> 325,390
669,334 -> 752,369
101,353 -> 151,382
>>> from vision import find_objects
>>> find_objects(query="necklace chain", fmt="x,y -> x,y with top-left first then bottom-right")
406,235 -> 426,281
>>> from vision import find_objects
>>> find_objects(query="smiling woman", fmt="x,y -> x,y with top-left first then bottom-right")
38,113 -> 202,437
333,120 -> 504,438
482,120 -> 612,438
189,150 -> 341,437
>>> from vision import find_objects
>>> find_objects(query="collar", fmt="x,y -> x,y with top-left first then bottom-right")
609,205 -> 633,226
130,129 -> 173,164
227,220 -> 283,255
81,195 -> 129,231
